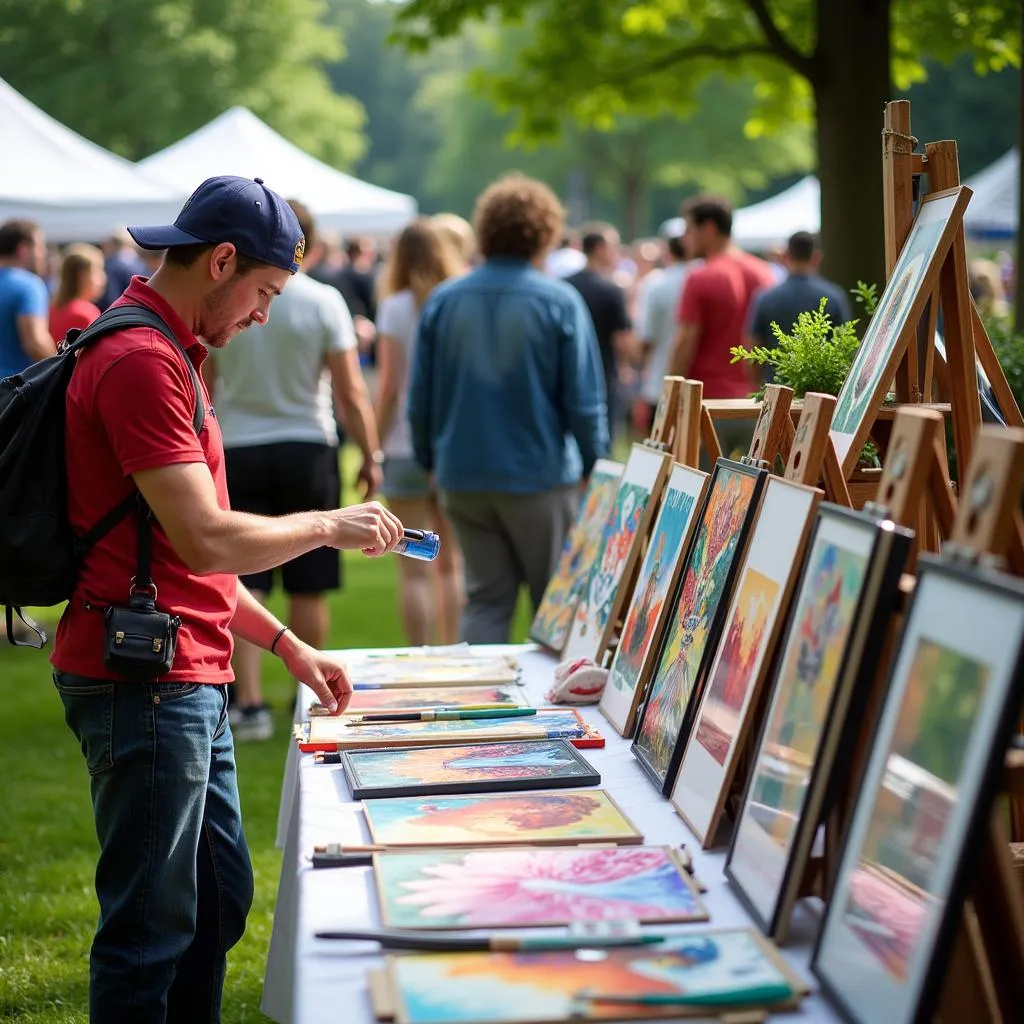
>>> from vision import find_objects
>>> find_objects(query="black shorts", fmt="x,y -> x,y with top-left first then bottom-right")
224,441 -> 341,595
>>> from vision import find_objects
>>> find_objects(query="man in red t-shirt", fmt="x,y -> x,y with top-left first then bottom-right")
669,195 -> 775,458
52,175 -> 404,1022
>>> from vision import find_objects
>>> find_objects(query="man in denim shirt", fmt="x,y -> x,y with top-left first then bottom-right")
409,174 -> 609,643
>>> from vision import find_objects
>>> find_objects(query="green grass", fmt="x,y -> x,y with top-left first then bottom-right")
0,449 -> 534,1023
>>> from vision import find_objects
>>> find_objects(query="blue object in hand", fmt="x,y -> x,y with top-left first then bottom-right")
394,529 -> 441,561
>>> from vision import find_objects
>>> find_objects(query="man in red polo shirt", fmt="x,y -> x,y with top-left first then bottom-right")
51,176 -> 404,1023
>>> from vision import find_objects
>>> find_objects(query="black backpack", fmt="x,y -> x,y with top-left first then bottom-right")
0,304 -> 204,648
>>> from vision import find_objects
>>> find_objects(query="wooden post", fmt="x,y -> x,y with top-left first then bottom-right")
745,384 -> 794,470
647,376 -> 684,451
700,407 -> 723,466
784,394 -> 835,487
676,380 -> 704,468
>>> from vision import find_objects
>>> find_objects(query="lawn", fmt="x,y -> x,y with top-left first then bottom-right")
0,450 -> 534,1023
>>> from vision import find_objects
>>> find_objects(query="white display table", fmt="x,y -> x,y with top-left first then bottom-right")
262,644 -> 841,1024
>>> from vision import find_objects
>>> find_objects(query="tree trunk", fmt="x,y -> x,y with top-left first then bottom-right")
814,0 -> 892,298
622,170 -> 645,242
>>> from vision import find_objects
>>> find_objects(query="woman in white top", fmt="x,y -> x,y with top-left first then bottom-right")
375,219 -> 466,645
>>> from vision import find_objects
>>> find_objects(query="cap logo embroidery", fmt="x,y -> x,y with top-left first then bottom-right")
293,236 -> 306,268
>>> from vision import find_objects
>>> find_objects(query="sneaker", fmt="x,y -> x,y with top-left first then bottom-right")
231,703 -> 274,742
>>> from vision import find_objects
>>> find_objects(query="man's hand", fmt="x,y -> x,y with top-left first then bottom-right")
353,315 -> 376,354
356,455 -> 384,499
328,501 -> 403,556
278,635 -> 352,715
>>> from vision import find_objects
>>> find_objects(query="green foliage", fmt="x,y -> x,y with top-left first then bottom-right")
985,314 -> 1024,418
852,280 -> 881,319
0,0 -> 366,168
730,298 -> 862,399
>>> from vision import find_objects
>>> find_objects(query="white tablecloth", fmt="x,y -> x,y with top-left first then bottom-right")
262,644 -> 841,1024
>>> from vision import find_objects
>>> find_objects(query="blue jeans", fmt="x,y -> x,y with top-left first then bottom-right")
54,674 -> 254,1023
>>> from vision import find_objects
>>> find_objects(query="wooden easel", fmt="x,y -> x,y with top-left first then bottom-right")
644,375 -> 684,458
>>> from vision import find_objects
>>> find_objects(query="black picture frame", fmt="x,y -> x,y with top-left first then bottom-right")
811,555 -> 1024,1024
723,503 -> 913,941
340,738 -> 601,800
630,458 -> 768,796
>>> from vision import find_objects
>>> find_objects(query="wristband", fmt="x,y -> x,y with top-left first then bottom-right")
270,626 -> 289,655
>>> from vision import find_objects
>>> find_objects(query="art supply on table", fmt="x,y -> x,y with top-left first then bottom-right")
345,707 -> 537,726
545,658 -> 608,704
571,981 -> 794,1007
393,529 -> 441,561
340,652 -> 521,688
313,750 -> 343,765
312,848 -> 375,869
314,925 -> 663,951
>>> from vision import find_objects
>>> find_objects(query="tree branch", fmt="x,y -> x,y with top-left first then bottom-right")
744,0 -> 818,82
614,41 -> 775,83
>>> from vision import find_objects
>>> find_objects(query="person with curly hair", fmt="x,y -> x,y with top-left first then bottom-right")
409,174 -> 609,643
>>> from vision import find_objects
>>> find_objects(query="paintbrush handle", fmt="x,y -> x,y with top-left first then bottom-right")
313,929 -> 489,950
576,981 -> 794,1006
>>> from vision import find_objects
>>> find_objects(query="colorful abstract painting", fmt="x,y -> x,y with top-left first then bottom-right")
601,465 -> 707,736
342,740 -> 598,799
563,447 -> 668,663
389,930 -> 795,1024
531,460 -> 624,651
841,638 -> 987,981
632,464 -> 760,785
695,568 -> 779,768
375,846 -> 706,928
343,655 -> 520,688
345,685 -> 527,713
363,789 -> 642,847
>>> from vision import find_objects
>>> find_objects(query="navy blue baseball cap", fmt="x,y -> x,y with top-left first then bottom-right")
128,175 -> 305,274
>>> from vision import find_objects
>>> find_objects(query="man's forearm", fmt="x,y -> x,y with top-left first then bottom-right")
338,384 -> 381,462
231,581 -> 287,648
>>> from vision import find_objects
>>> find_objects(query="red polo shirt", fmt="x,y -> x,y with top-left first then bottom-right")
51,277 -> 237,683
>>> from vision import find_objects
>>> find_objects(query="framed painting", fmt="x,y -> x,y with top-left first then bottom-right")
343,685 -> 528,714
562,445 -> 672,665
340,739 -> 600,799
362,788 -> 643,848
724,505 -> 913,941
342,654 -> 521,688
387,928 -> 806,1024
298,708 -> 602,753
373,845 -> 707,929
530,459 -> 624,653
670,478 -> 822,847
830,186 -> 971,475
812,557 -> 1024,1024
600,463 -> 710,738
631,460 -> 767,794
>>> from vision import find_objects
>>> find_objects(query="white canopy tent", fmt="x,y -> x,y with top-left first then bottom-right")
731,175 -> 820,251
137,107 -> 416,236
0,77 -> 181,243
964,148 -> 1018,241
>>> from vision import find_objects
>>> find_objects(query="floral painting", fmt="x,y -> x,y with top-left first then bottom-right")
531,462 -> 623,651
601,465 -> 706,735
375,846 -> 706,928
390,931 -> 794,1024
346,685 -> 526,713
633,465 -> 759,785
363,789 -> 642,847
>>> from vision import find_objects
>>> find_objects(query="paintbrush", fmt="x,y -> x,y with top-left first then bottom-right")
313,928 -> 669,951
573,981 -> 794,1006
344,707 -> 537,725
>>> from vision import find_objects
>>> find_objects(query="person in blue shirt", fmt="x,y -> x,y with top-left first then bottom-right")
409,174 -> 610,644
0,219 -> 54,379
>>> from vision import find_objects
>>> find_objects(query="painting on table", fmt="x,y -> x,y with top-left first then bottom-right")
813,557 -> 1024,1024
387,928 -> 805,1024
631,460 -> 766,794
374,845 -> 707,929
344,685 -> 528,714
670,479 -> 821,847
725,505 -> 912,940
363,789 -> 643,848
530,460 -> 624,653
830,187 -> 970,474
563,445 -> 671,665
600,463 -> 710,738
342,654 -> 521,688
341,739 -> 599,799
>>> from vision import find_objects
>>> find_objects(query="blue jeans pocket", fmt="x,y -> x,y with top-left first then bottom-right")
53,673 -> 115,776
150,681 -> 199,704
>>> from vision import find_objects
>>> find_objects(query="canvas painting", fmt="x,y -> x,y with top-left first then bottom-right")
531,460 -> 624,652
600,464 -> 710,737
342,654 -> 521,688
830,188 -> 968,473
345,685 -> 527,714
303,709 -> 600,751
363,789 -> 643,848
341,740 -> 599,799
374,845 -> 707,929
388,929 -> 800,1024
563,445 -> 670,664
813,560 -> 1024,1024
632,462 -> 764,791
671,479 -> 821,846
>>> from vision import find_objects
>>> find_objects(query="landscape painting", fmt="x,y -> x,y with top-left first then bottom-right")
363,789 -> 643,847
530,460 -> 624,652
632,462 -> 762,790
563,446 -> 670,664
341,739 -> 599,799
600,464 -> 709,737
345,685 -> 527,714
343,654 -> 520,688
374,845 -> 707,928
389,929 -> 798,1024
